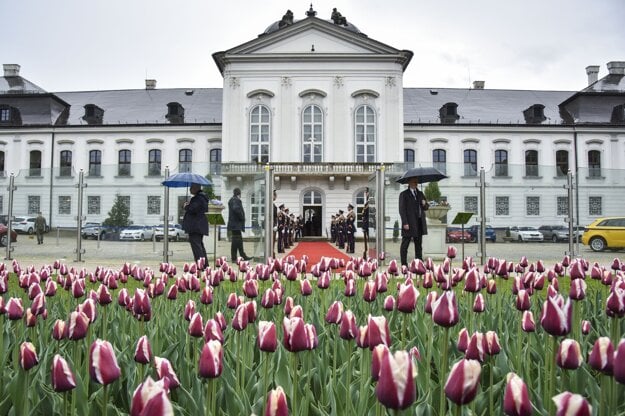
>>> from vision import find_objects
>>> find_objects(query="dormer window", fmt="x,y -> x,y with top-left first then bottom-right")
611,104 -> 625,124
82,104 -> 104,125
166,102 -> 185,124
0,105 -> 22,125
523,104 -> 546,124
439,102 -> 459,124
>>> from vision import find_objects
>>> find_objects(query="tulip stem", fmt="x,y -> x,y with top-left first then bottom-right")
401,314 -> 408,348
23,371 -> 29,416
346,340 -> 353,415
0,318 -> 4,396
610,319 -> 619,415
488,356 -> 494,416
547,336 -> 556,416
291,353 -> 298,415
102,384 -> 108,416
425,319 -> 433,396
438,326 -> 450,416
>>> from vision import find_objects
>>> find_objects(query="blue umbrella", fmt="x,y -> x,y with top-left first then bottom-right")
162,172 -> 212,188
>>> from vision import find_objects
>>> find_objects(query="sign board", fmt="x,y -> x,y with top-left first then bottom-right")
451,212 -> 473,226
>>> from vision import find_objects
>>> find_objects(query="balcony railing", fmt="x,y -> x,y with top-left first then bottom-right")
221,162 -> 384,176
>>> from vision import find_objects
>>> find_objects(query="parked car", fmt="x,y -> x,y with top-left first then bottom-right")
12,216 -> 50,234
446,227 -> 471,243
538,225 -> 569,242
581,217 -> 625,252
466,225 -> 497,242
119,225 -> 155,241
509,226 -> 544,242
154,224 -> 188,241
81,223 -> 108,239
0,223 -> 17,246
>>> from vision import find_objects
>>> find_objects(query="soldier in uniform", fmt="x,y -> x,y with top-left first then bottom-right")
345,203 -> 356,254
336,209 -> 345,249
277,204 -> 285,253
272,191 -> 279,257
330,214 -> 337,243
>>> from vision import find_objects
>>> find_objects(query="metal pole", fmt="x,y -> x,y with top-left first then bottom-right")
163,166 -> 170,264
5,174 -> 16,260
376,165 -> 386,264
479,167 -> 486,265
75,170 -> 86,262
567,170 -> 575,257
264,164 -> 273,263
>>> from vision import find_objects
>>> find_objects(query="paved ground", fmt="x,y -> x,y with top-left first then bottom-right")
4,230 -> 624,271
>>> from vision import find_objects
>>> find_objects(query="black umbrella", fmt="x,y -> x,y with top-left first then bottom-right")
395,166 -> 447,184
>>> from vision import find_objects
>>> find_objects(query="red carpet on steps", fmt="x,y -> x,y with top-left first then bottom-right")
285,241 -> 352,265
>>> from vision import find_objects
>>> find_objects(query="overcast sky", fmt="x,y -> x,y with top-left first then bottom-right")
2,0 -> 623,93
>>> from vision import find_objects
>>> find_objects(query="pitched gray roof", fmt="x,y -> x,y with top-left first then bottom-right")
55,88 -> 223,125
403,88 -> 575,125
0,76 -> 48,95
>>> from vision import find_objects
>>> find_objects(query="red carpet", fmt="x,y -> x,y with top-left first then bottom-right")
285,241 -> 352,265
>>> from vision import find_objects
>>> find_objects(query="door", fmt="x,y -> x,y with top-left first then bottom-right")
303,206 -> 322,236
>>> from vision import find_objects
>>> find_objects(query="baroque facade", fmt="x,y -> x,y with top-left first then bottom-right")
0,6 -> 624,237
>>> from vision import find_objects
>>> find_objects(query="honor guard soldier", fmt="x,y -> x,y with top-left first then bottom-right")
345,204 -> 356,254
330,214 -> 337,243
361,191 -> 370,257
336,210 -> 345,249
277,204 -> 286,253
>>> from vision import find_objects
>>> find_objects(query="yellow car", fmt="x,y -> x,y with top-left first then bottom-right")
581,217 -> 625,252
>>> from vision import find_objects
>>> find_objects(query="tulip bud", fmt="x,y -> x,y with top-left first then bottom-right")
130,376 -> 173,416
465,332 -> 486,362
375,349 -> 416,409
614,339 -> 625,384
305,323 -> 318,350
258,321 -> 278,352
485,331 -> 501,355
20,342 -> 39,371
204,319 -> 224,343
521,311 -> 535,332
540,296 -> 572,337
587,336 -> 613,375
282,316 -> 308,352
383,295 -> 395,311
503,372 -> 532,416
339,310 -> 358,340
363,280 -> 377,302
432,291 -> 459,327
232,303 -> 249,331
154,357 -> 180,390
325,301 -> 344,324
200,286 -> 213,305
444,358 -> 481,405
515,290 -> 531,311
134,335 -> 152,365
264,386 -> 289,416
52,319 -> 66,341
199,340 -> 223,378
552,392 -> 592,416
51,354 -> 77,392
67,311 -> 90,341
556,338 -> 583,370
581,320 -> 591,335
367,315 -> 391,350
397,282 -> 419,313
89,339 -> 121,385
457,328 -> 469,353
6,297 -> 24,320
473,293 -> 485,312
356,325 -> 369,349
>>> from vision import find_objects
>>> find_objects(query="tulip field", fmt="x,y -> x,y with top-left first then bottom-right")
1,249 -> 625,415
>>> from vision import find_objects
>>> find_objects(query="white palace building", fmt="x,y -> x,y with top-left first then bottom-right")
1,5 -> 624,243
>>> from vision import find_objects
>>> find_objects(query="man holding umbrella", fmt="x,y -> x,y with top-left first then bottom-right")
182,183 -> 209,266
398,177 -> 429,266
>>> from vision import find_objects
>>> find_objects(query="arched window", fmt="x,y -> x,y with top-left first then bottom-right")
404,149 -> 415,169
302,105 -> 323,162
89,150 -> 101,176
433,149 -> 447,174
303,190 -> 323,205
148,149 -> 162,176
588,150 -> 601,177
525,150 -> 538,177
250,105 -> 270,163
355,105 -> 376,162
60,150 -> 72,177
210,148 -> 222,175
29,150 -> 42,176
179,149 -> 192,173
463,149 -> 477,176
118,150 -> 131,176
556,150 -> 569,177
494,150 -> 508,176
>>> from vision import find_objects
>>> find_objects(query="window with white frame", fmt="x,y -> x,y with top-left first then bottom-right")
58,196 -> 71,215
250,105 -> 270,163
302,105 -> 323,162
0,195 -> 3,213
526,196 -> 540,216
88,196 -> 101,215
589,196 -> 602,216
179,149 -> 192,173
28,195 -> 40,215
60,150 -> 72,177
30,150 -> 42,176
89,150 -> 102,176
495,196 -> 509,216
464,196 -> 478,214
303,190 -> 323,205
210,148 -> 221,175
433,149 -> 446,174
525,150 -> 538,177
250,189 -> 264,231
556,150 -> 569,177
118,150 -> 131,176
557,196 -> 568,216
404,149 -> 415,169
464,149 -> 477,176
588,150 -> 601,178
356,189 -> 367,228
355,105 -> 376,162
148,149 -> 161,176
147,196 -> 161,215
495,150 -> 508,176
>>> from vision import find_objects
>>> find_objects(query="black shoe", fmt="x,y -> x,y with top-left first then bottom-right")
242,256 -> 253,261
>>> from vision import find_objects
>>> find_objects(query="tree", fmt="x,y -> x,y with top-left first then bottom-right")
423,181 -> 442,202
202,174 -> 217,200
103,194 -> 130,227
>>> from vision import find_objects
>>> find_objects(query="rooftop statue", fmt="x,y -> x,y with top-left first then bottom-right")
331,8 -> 347,26
278,10 -> 294,28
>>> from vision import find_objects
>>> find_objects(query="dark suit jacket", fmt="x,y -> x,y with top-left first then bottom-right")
398,188 -> 429,237
182,191 -> 209,235
227,196 -> 246,232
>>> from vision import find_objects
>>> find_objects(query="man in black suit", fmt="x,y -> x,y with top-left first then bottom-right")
398,177 -> 429,265
227,187 -> 252,262
182,183 -> 209,265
